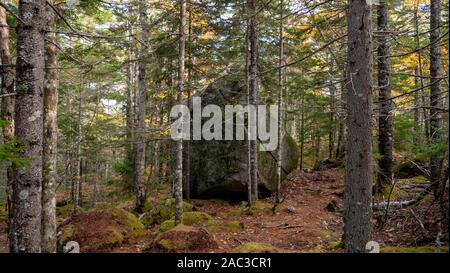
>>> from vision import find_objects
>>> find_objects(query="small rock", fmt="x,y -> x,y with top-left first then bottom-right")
286,207 -> 296,213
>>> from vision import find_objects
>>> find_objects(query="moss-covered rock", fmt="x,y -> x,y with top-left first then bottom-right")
394,159 -> 425,178
206,220 -> 245,232
141,198 -> 195,227
151,225 -> 217,252
182,211 -> 214,225
57,208 -> 146,252
233,242 -> 282,253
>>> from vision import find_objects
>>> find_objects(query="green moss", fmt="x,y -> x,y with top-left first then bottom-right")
0,203 -> 6,222
381,245 -> 449,253
182,211 -> 214,226
56,204 -> 84,219
157,212 -> 214,233
227,208 -> 244,217
59,224 -> 75,243
326,241 -> 344,249
233,242 -> 282,253
158,220 -> 176,233
123,209 -> 147,237
141,198 -> 195,227
412,176 -> 428,183
206,220 -> 245,232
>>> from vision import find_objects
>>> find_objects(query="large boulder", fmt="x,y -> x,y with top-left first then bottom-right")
185,74 -> 299,199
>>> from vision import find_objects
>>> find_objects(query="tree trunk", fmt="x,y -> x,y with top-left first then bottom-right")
72,74 -> 83,211
376,1 -> 393,193
174,0 -> 187,225
41,3 -> 59,253
413,4 -> 429,143
133,0 -> 149,213
299,93 -> 305,170
247,0 -> 258,200
275,0 -> 283,204
429,0 -> 444,199
344,0 -> 373,253
125,17 -> 135,192
10,0 -> 46,253
0,0 -> 15,243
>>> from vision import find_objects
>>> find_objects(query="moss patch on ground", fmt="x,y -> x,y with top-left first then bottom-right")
233,242 -> 282,253
380,245 -> 449,253
141,198 -> 195,227
157,211 -> 215,233
206,220 -> 245,233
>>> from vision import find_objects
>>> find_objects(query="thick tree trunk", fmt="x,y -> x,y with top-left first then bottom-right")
247,0 -> 258,199
429,0 -> 444,199
174,0 -> 187,225
0,0 -> 15,242
41,4 -> 59,253
344,0 -> 373,253
10,0 -> 46,253
133,0 -> 149,212
376,1 -> 393,192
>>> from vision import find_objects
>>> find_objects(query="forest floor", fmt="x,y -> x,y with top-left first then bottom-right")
0,168 -> 447,253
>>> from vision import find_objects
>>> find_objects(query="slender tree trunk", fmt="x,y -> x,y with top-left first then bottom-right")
299,93 -> 305,170
429,0 -> 444,199
125,17 -> 135,192
343,0 -> 373,253
184,0 -> 192,199
376,1 -> 393,193
41,3 -> 59,252
133,0 -> 149,213
413,67 -> 420,144
72,74 -> 83,211
275,0 -> 283,204
174,0 -> 187,225
0,0 -> 15,242
414,5 -> 429,143
247,0 -> 258,200
245,15 -> 252,206
335,69 -> 347,160
10,0 -> 46,253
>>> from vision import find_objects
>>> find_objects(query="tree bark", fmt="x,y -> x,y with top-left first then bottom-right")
174,0 -> 187,225
376,1 -> 393,192
247,0 -> 258,200
10,0 -> 46,253
275,0 -> 283,204
72,74 -> 83,211
0,0 -> 15,243
41,2 -> 59,253
429,0 -> 444,199
134,0 -> 149,213
344,0 -> 373,253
